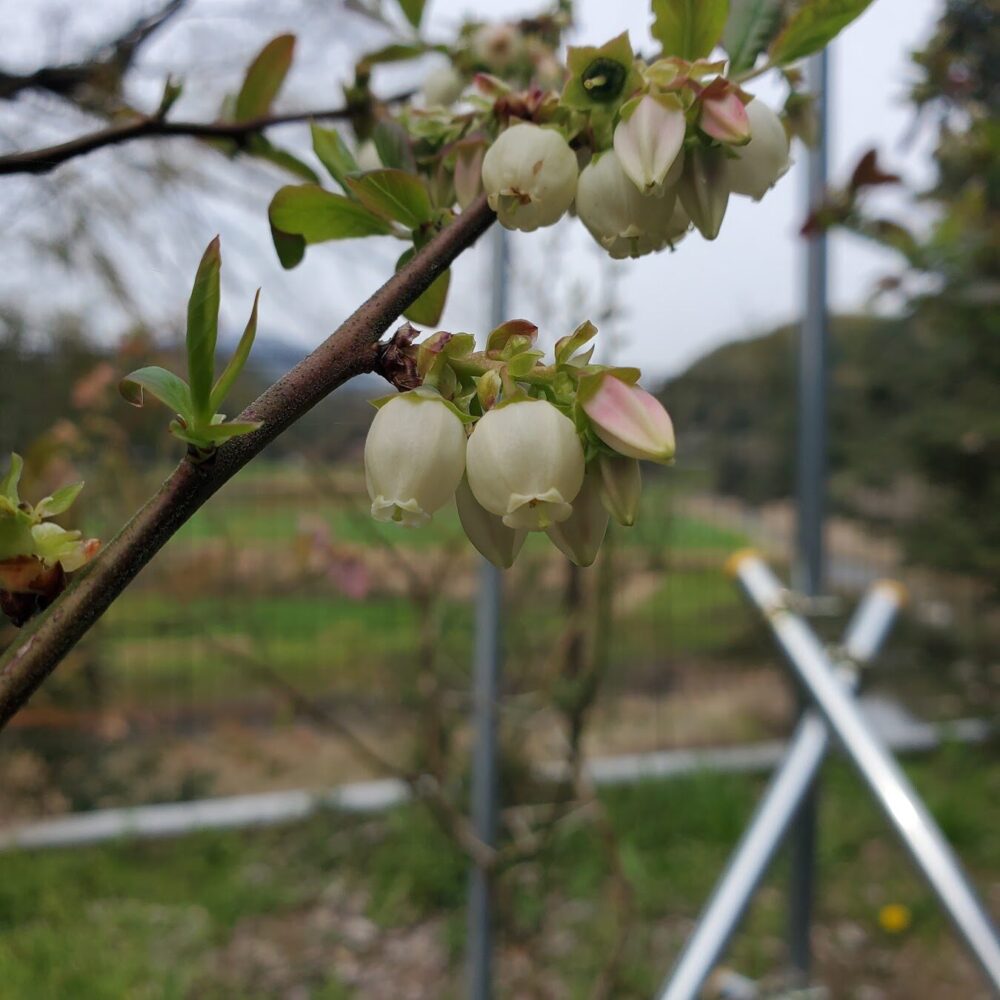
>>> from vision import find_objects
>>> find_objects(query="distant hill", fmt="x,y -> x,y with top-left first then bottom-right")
660,313 -> 921,523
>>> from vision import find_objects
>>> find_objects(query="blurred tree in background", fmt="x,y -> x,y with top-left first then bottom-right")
665,0 -> 999,588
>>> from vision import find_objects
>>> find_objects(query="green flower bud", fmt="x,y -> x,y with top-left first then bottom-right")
546,464 -> 609,566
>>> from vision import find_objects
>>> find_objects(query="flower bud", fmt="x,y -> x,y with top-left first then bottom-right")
700,89 -> 751,145
456,476 -> 526,568
364,392 -> 467,526
481,124 -> 579,232
422,64 -> 465,107
472,23 -> 524,71
466,398 -> 585,530
678,145 -> 729,240
613,95 -> 686,195
546,464 -> 609,567
356,140 -> 382,172
724,98 -> 790,200
576,151 -> 679,259
582,374 -> 675,464
597,454 -> 642,526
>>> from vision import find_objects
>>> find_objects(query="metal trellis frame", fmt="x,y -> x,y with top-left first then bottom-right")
656,553 -> 1000,999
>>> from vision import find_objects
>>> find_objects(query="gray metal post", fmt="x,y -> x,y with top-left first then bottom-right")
467,225 -> 508,1000
737,555 -> 1000,992
790,46 -> 831,981
657,577 -> 904,1000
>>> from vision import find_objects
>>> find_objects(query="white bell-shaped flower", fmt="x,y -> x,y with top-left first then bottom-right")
613,95 -> 686,195
546,464 -> 609,567
576,151 -> 680,259
456,476 -> 526,568
481,124 -> 579,232
678,145 -> 729,240
724,99 -> 790,200
597,454 -> 642,527
364,392 -> 467,526
422,64 -> 465,107
466,398 -> 585,530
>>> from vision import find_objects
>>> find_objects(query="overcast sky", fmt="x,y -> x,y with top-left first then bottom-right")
0,0 -> 942,380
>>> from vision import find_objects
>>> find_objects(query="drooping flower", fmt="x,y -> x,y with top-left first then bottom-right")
364,392 -> 467,526
472,23 -> 524,71
355,140 -> 382,172
421,64 -> 465,107
466,398 -> 585,530
613,94 -> 686,195
455,476 -> 526,568
678,145 -> 729,240
546,464 -> 609,567
597,454 -> 642,527
576,151 -> 680,259
481,124 -> 579,232
581,374 -> 675,463
724,98 -> 791,200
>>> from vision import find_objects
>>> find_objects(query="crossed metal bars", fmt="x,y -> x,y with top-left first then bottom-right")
658,551 -> 1000,999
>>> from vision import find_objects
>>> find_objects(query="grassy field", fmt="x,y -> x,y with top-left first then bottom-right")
22,464 -> 755,712
0,743 -> 995,998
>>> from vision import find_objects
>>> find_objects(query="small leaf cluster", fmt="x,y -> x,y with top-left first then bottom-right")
0,453 -> 95,573
119,238 -> 261,456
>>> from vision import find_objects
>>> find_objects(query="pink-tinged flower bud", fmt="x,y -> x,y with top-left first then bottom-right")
582,375 -> 675,464
481,124 -> 578,232
678,145 -> 729,240
597,454 -> 642,527
456,476 -> 526,568
364,392 -> 467,526
613,95 -> 686,196
422,64 -> 465,107
466,399 -> 585,530
724,98 -> 790,200
576,151 -> 680,259
700,90 -> 750,145
546,464 -> 609,567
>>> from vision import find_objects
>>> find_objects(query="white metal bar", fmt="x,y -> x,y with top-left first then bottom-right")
735,553 -> 1000,992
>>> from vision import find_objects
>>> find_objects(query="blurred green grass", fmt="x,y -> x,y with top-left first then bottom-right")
0,743 -> 994,998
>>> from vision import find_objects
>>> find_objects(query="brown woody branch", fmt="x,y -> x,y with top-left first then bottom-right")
0,96 -> 412,176
0,194 -> 496,730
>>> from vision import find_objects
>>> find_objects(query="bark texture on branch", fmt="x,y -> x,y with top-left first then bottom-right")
0,195 -> 496,729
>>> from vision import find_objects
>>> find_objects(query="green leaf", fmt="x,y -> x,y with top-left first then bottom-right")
270,222 -> 306,269
311,125 -> 359,190
397,249 -> 450,325
373,119 -> 417,173
186,237 -> 222,422
396,0 -> 426,29
345,170 -> 433,229
234,34 -> 295,122
769,0 -> 874,66
269,185 -> 395,242
245,134 -> 320,182
360,42 -> 428,65
0,453 -> 23,503
0,516 -> 36,562
169,419 -> 261,449
211,289 -> 259,413
723,0 -> 784,74
35,483 -> 84,519
652,0 -> 730,61
119,366 -> 194,420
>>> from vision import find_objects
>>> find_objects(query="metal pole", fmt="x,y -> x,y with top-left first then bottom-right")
467,225 -> 508,1000
657,575 -> 904,1000
737,555 -> 1000,992
790,46 -> 830,981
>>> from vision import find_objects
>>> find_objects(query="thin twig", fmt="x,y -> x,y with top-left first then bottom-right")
0,94 -> 412,176
0,194 -> 496,729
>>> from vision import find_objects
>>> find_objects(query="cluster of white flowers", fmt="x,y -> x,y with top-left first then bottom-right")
480,95 -> 789,254
363,356 -> 674,568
